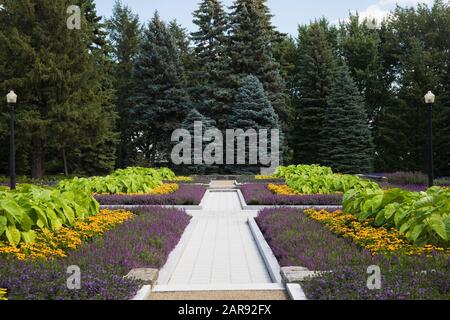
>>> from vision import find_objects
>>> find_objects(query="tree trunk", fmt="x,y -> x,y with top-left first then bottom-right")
32,136 -> 45,179
62,148 -> 69,177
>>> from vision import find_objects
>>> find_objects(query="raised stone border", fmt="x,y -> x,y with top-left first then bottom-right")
155,219 -> 199,285
286,284 -> 308,300
126,268 -> 159,300
247,218 -> 282,284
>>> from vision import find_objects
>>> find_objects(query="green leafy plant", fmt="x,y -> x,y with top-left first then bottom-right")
343,187 -> 450,246
57,167 -> 176,194
275,165 -> 378,194
0,185 -> 99,246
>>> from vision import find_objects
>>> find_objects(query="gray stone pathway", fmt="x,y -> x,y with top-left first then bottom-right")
155,187 -> 278,292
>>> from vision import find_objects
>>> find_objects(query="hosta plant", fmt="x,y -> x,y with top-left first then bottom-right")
343,187 -> 450,246
0,185 -> 99,246
57,167 -> 176,194
275,165 -> 378,194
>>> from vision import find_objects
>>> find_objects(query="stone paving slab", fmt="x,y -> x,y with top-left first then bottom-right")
157,189 -> 274,288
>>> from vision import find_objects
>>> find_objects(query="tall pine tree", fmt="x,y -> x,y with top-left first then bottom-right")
190,0 -> 231,129
106,0 -> 142,168
0,0 -> 118,178
228,75 -> 281,173
228,0 -> 289,128
129,11 -> 190,165
321,66 -> 374,173
291,20 -> 338,165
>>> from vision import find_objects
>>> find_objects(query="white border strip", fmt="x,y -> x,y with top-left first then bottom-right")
286,283 -> 308,301
156,218 -> 199,285
132,285 -> 152,300
247,218 -> 283,284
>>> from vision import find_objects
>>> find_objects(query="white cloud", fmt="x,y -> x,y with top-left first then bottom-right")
356,4 -> 391,22
379,0 -> 433,6
355,0 -> 434,26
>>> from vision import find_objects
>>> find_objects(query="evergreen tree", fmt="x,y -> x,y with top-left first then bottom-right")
228,0 -> 289,127
106,0 -> 142,168
129,12 -> 190,165
168,20 -> 196,76
190,0 -> 231,129
338,14 -> 385,122
375,1 -> 450,174
228,75 -> 281,173
291,20 -> 338,165
0,0 -> 118,178
321,66 -> 374,173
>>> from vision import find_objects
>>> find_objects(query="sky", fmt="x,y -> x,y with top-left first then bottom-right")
95,0 -> 434,36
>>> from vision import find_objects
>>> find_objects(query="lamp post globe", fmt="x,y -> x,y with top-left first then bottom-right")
6,90 -> 17,190
424,91 -> 435,188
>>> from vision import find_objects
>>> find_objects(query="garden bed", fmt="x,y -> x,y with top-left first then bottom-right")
94,184 -> 207,206
0,207 -> 191,300
240,184 -> 342,206
256,208 -> 449,300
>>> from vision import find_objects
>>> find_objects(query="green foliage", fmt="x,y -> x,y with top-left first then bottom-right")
343,186 -> 450,246
57,167 -> 175,194
190,0 -> 231,129
320,65 -> 374,173
228,75 -> 282,172
291,19 -> 338,165
275,165 -> 378,194
0,185 -> 99,246
129,12 -> 190,164
106,0 -> 142,168
0,0 -> 118,178
228,0 -> 289,127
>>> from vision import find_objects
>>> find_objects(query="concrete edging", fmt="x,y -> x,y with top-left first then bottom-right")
156,218 -> 200,285
247,218 -> 283,284
132,285 -> 152,300
286,283 -> 308,301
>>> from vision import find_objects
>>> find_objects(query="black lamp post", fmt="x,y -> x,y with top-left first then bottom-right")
6,90 -> 17,190
424,91 -> 435,188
